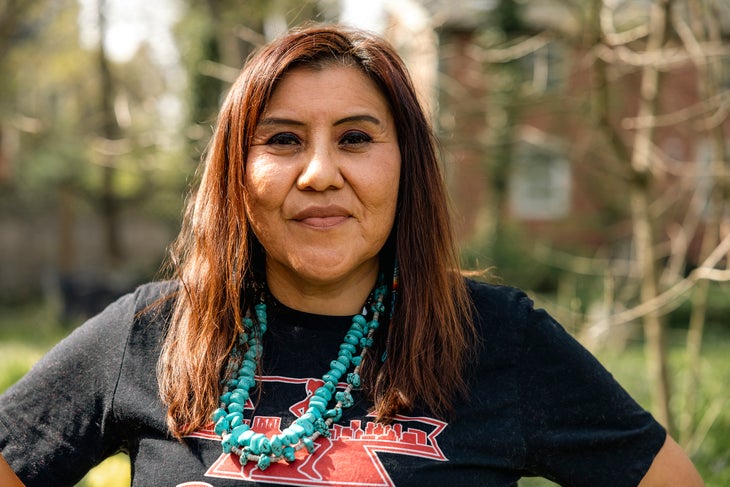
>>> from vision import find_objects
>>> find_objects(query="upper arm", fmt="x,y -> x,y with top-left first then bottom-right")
638,435 -> 704,487
0,454 -> 24,486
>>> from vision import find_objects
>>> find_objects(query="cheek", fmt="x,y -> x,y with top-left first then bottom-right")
244,162 -> 285,209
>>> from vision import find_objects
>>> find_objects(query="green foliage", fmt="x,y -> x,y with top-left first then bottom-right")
668,283 -> 730,331
461,225 -> 561,292
494,0 -> 524,34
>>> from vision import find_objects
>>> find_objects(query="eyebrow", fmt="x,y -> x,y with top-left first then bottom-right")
257,114 -> 382,127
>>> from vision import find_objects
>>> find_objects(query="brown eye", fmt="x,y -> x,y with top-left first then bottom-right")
267,133 -> 300,145
340,131 -> 372,147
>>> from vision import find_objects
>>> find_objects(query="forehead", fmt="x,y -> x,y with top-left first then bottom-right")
263,65 -> 391,116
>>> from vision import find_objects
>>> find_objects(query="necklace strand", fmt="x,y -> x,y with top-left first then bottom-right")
212,280 -> 389,472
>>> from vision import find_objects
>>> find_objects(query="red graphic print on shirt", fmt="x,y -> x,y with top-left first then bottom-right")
187,375 -> 449,487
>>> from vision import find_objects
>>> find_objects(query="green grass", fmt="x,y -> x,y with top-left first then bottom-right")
595,328 -> 730,486
1,300 -> 728,486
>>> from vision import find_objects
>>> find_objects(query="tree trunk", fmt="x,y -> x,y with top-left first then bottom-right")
97,0 -> 123,269
630,0 -> 674,433
680,0 -> 729,447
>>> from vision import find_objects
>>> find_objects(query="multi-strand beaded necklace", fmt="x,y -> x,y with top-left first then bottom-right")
211,273 -> 395,471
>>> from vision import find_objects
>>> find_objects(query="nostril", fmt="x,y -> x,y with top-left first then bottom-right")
297,154 -> 344,191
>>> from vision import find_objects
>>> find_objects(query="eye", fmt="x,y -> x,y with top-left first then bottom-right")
267,132 -> 300,146
339,130 -> 372,147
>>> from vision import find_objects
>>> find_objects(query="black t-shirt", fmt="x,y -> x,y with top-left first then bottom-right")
0,279 -> 666,486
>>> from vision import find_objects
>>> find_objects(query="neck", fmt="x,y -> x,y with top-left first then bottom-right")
265,261 -> 379,316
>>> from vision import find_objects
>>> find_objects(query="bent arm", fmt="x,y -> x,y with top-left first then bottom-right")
0,454 -> 24,486
638,434 -> 703,486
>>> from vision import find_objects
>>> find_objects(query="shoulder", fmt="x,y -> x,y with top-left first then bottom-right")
129,280 -> 178,314
465,278 -> 533,315
462,277 -> 545,371
59,280 -> 178,357
463,277 -> 590,373
463,278 -> 541,337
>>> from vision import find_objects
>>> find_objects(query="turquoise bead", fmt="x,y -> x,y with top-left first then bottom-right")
329,360 -> 346,374
314,387 -> 332,401
323,408 -> 342,422
232,387 -> 249,398
229,390 -> 248,405
336,390 -> 354,408
249,433 -> 265,454
335,355 -> 350,367
240,360 -> 256,376
214,416 -> 230,436
259,437 -> 272,454
313,418 -> 331,437
225,411 -> 242,423
220,392 -> 232,404
327,367 -> 343,380
257,455 -> 271,470
307,406 -> 322,419
296,418 -> 315,436
283,446 -> 296,462
221,433 -> 234,453
236,428 -> 255,445
239,376 -> 256,389
289,423 -> 306,438
212,408 -> 227,423
228,403 -> 244,414
351,356 -> 362,366
308,396 -> 327,412
299,412 -> 316,424
244,349 -> 258,360
343,334 -> 359,345
231,424 -> 250,442
367,319 -> 379,330
229,414 -> 244,430
283,427 -> 299,444
347,328 -> 364,340
270,436 -> 284,456
352,314 -> 367,327
322,373 -> 339,384
322,381 -> 336,393
347,372 -> 361,388
359,337 -> 373,348
302,436 -> 315,453
339,343 -> 357,354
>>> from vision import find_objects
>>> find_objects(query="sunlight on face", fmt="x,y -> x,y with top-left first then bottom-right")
244,66 -> 401,305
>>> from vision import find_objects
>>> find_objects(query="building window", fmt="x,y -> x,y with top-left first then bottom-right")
509,142 -> 571,220
519,41 -> 565,94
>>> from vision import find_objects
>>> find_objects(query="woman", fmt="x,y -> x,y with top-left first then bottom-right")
0,25 -> 702,486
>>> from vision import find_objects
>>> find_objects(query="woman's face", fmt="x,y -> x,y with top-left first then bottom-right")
244,65 -> 401,298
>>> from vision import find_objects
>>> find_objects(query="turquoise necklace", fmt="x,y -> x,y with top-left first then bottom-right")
211,278 -> 392,471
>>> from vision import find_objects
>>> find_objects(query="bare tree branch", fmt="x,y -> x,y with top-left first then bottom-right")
608,232 -> 730,326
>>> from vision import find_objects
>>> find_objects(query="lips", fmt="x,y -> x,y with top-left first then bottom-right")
292,205 -> 351,229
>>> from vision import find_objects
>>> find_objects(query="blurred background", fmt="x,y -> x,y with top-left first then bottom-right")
1,0 -> 729,485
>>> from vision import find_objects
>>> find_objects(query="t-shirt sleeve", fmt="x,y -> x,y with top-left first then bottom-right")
514,293 -> 667,486
0,291 -> 138,487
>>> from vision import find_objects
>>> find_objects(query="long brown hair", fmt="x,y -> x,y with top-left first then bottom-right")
159,24 -> 476,438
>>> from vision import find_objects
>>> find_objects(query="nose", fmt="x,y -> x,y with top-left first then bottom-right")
296,143 -> 345,191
